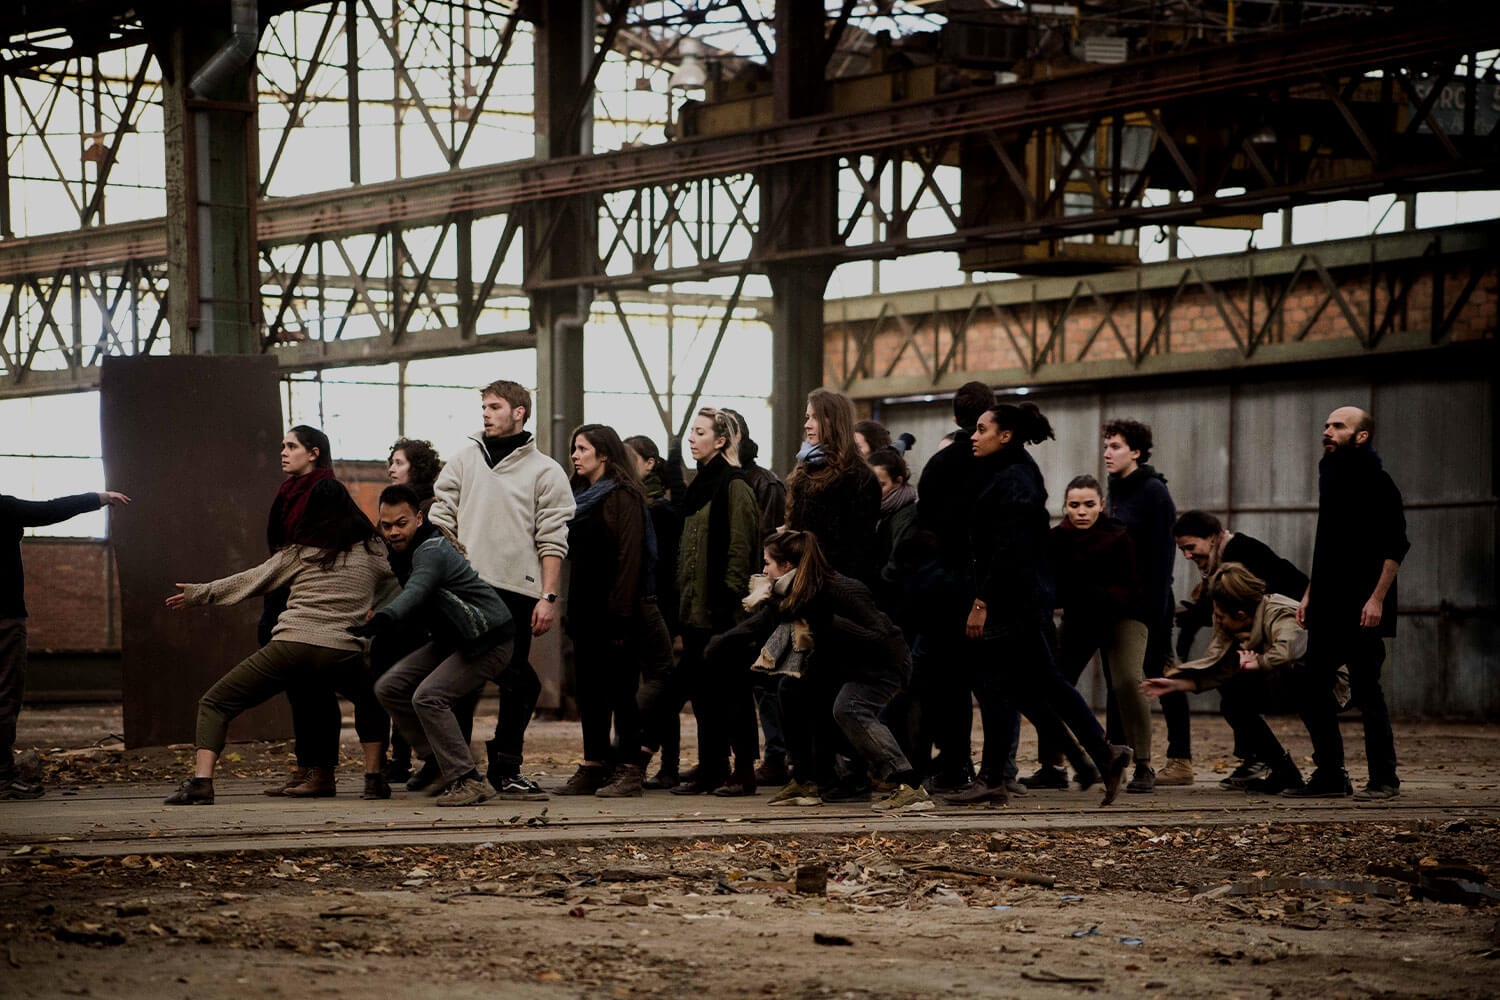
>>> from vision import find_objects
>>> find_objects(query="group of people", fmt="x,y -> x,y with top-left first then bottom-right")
0,376 -> 1408,811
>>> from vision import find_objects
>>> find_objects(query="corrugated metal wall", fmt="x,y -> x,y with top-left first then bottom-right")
877,367 -> 1498,719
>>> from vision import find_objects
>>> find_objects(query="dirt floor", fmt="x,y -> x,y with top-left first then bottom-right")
2,704 -> 1498,999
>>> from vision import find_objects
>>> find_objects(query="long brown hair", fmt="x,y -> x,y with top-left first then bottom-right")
787,389 -> 857,503
763,528 -> 833,617
569,423 -> 645,496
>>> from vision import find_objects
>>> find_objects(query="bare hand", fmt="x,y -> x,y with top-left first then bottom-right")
1141,677 -> 1188,699
99,491 -> 131,507
965,602 -> 987,640
1360,595 -> 1383,629
1237,650 -> 1261,671
164,584 -> 190,610
531,599 -> 556,637
1296,591 -> 1309,628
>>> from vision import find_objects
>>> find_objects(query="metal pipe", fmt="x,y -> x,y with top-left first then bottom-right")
190,0 -> 258,97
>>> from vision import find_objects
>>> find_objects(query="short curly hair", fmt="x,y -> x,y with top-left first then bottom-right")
388,437 -> 443,490
1102,418 -> 1153,463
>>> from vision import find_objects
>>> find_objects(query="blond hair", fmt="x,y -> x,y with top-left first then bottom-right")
1207,562 -> 1267,618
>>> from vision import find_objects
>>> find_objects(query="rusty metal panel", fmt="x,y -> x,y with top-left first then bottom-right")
101,355 -> 293,748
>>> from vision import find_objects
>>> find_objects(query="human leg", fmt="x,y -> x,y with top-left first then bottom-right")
413,642 -> 511,785
1144,612 -> 1190,760
374,643 -> 447,762
0,619 -> 27,780
1102,618 -> 1152,766
1348,631 -> 1398,788
832,676 -> 912,782
485,590 -> 539,780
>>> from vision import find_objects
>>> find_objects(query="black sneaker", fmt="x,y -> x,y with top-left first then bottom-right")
1243,754 -> 1304,796
1018,764 -> 1068,790
0,776 -> 45,800
642,767 -> 679,790
1281,767 -> 1352,798
1126,763 -> 1156,793
492,774 -> 549,801
1353,781 -> 1400,801
1219,759 -> 1269,790
406,758 -> 443,794
819,783 -> 873,804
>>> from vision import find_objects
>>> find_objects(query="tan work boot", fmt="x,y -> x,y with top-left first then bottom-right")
1154,758 -> 1194,786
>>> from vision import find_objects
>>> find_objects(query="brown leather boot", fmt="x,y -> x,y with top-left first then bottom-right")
263,767 -> 309,797
281,766 -> 337,798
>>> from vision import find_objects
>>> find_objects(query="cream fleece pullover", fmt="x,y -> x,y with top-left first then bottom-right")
181,542 -> 395,652
428,433 -> 575,598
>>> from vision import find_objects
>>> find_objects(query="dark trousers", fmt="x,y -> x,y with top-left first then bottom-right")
1216,666 -> 1290,765
1108,609 -> 1190,759
636,604 -> 685,771
694,627 -> 759,776
779,671 -> 843,788
972,623 -> 1111,781
196,641 -> 380,756
752,673 -> 788,766
904,629 -> 977,781
0,618 -> 27,776
574,630 -> 642,765
1299,628 -> 1398,784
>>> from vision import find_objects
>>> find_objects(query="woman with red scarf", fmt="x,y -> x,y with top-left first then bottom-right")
260,426 -> 348,797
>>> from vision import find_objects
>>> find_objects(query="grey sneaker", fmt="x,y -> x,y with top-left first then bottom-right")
0,775 -> 44,801
436,776 -> 492,807
768,779 -> 819,806
872,784 -> 934,813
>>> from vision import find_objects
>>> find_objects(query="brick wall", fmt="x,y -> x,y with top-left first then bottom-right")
20,538 -> 120,652
827,268 -> 1498,383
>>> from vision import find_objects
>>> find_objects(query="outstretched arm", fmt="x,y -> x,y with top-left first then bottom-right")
1,491 -> 124,529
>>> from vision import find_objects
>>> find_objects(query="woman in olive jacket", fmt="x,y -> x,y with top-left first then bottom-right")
666,408 -> 762,795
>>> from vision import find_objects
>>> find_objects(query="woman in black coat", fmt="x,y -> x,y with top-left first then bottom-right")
1028,474 -> 1156,793
784,389 -> 882,584
558,424 -> 657,799
946,403 -> 1133,808
707,529 -> 932,813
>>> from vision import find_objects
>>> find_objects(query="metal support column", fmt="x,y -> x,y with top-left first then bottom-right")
156,2 -> 261,356
527,0 -> 595,462
762,1 -> 837,470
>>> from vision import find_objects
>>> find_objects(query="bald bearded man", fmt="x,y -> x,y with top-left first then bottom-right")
1290,406 -> 1409,801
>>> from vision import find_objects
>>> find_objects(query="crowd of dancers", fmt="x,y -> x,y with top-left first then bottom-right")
0,379 -> 1408,810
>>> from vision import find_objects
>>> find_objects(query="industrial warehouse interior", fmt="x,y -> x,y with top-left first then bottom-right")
1,1 -> 1497,997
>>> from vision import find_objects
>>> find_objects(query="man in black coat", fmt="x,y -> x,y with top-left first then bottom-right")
2,489 -> 131,799
1290,406 -> 1409,800
909,381 -> 997,791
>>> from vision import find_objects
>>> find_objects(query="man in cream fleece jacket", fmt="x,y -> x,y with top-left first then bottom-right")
428,379 -> 575,795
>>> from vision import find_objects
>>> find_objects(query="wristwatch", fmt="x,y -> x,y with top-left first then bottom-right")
541,592 -> 558,603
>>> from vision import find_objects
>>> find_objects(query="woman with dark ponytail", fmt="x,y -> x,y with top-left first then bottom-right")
945,402 -> 1134,808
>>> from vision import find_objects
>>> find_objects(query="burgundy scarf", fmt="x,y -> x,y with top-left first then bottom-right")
267,467 -> 336,550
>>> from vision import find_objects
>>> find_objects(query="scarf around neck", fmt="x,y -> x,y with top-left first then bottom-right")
268,467 -> 336,551
796,441 -> 827,466
571,476 -> 620,525
683,454 -> 736,516
879,482 -> 917,518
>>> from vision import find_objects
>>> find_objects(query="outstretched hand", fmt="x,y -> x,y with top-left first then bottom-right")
1141,677 -> 1189,700
164,584 -> 189,610
99,491 -> 131,507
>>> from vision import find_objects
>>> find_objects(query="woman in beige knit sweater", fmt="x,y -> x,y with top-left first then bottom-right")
161,481 -> 396,805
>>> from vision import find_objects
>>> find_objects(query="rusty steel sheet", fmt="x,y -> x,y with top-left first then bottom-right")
101,355 -> 292,748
